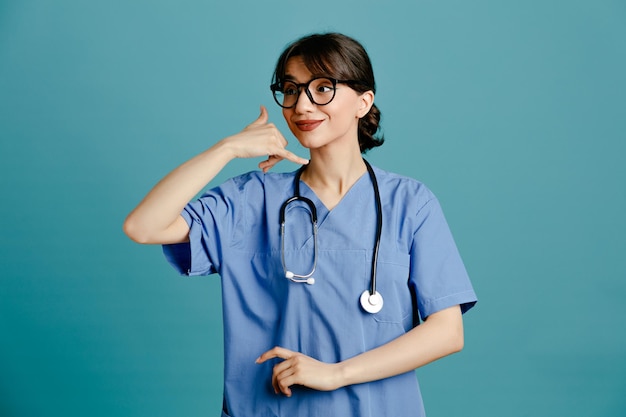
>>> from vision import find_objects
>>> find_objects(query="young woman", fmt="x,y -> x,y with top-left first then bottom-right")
124,32 -> 477,417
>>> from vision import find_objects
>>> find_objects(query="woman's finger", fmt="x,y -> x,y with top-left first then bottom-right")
256,346 -> 295,363
258,155 -> 283,172
260,148 -> 308,170
275,371 -> 295,396
258,151 -> 308,173
278,149 -> 309,166
273,361 -> 297,396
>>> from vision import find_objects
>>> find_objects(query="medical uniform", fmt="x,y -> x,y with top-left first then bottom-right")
163,165 -> 477,417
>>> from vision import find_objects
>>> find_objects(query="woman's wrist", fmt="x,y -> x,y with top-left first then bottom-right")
205,137 -> 238,162
334,359 -> 358,389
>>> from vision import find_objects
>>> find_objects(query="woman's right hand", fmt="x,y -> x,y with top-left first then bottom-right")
224,106 -> 309,172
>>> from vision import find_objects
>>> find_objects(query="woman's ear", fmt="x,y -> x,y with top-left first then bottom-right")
357,90 -> 375,118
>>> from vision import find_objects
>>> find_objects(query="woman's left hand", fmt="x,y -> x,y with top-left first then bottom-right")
256,347 -> 343,397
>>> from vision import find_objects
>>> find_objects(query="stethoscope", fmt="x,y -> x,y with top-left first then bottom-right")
279,159 -> 384,314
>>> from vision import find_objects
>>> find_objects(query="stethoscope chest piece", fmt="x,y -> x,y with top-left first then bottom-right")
360,289 -> 384,314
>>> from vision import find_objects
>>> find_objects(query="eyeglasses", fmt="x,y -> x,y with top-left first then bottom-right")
270,77 -> 359,109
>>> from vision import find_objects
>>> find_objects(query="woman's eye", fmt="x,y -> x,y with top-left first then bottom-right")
313,80 -> 334,93
283,84 -> 298,96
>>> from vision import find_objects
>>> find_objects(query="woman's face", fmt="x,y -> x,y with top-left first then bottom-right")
281,57 -> 373,152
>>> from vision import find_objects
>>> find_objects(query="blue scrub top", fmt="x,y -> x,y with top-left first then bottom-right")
163,166 -> 477,417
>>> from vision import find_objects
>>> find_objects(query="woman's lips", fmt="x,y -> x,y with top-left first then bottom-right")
294,120 -> 323,131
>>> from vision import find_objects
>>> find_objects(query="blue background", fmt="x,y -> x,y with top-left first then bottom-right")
1,1 -> 625,416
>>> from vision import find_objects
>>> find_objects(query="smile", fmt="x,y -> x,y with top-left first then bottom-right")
294,120 -> 323,131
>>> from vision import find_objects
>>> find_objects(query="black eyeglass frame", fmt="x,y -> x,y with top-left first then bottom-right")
270,77 -> 364,109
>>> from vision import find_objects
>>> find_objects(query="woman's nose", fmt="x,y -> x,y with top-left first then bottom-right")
294,88 -> 315,112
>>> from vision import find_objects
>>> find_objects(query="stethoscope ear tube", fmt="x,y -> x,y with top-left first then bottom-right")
279,195 -> 318,224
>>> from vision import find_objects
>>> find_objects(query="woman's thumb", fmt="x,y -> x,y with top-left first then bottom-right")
249,105 -> 268,126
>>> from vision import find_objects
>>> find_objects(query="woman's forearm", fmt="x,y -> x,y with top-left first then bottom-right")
123,140 -> 236,244
336,305 -> 464,387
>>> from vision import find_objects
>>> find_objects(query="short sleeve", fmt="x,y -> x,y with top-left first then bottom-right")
409,197 -> 477,320
162,179 -> 240,276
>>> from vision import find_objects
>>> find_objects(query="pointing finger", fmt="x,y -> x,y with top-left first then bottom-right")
257,150 -> 309,173
255,346 -> 294,364
277,149 -> 309,166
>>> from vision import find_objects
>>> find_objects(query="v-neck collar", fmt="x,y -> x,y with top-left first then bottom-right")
297,170 -> 370,229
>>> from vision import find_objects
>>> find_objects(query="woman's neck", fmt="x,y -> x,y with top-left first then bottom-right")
300,146 -> 366,209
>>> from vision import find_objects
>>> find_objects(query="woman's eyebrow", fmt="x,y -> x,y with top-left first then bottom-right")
282,73 -> 327,82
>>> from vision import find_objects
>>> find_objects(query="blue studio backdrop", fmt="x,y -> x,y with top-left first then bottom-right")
1,1 -> 625,416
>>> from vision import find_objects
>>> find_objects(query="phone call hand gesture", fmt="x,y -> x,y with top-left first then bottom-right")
225,106 -> 309,172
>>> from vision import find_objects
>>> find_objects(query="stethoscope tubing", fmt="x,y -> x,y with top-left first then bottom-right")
279,159 -> 383,299
279,195 -> 318,281
365,160 -> 383,297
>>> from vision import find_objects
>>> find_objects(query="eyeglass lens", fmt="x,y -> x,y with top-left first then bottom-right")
273,78 -> 337,108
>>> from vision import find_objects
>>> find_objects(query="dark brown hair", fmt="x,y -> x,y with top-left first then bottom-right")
272,33 -> 384,153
